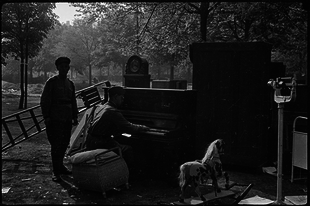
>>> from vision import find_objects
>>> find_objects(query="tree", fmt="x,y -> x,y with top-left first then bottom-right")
71,2 -> 218,80
2,2 -> 57,109
71,2 -> 307,81
209,2 -> 307,75
33,24 -> 64,82
71,3 -> 139,80
53,18 -> 101,86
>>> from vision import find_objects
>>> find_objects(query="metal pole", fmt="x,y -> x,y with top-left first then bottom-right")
275,103 -> 284,204
268,77 -> 296,205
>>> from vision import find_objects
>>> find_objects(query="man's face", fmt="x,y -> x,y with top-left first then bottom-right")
115,94 -> 124,107
57,63 -> 70,78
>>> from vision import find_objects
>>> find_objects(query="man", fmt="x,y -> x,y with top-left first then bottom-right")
40,57 -> 78,182
85,86 -> 149,171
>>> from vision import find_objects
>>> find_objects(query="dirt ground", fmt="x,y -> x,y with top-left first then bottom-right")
2,93 -> 307,205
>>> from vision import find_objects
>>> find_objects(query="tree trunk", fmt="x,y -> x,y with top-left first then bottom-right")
187,66 -> 191,84
100,67 -> 102,80
107,63 -> 110,80
44,71 -> 48,82
88,64 -> 92,86
200,2 -> 210,41
70,67 -> 74,79
170,53 -> 175,80
19,44 -> 25,109
170,65 -> 174,80
156,63 -> 161,79
24,39 -> 28,109
29,64 -> 33,81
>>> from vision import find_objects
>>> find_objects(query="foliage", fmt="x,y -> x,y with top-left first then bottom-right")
1,2 -> 58,108
1,3 -> 57,60
61,18 -> 101,85
71,2 -> 200,79
2,2 -> 307,93
32,24 -> 65,79
71,2 -> 307,79
210,2 -> 307,75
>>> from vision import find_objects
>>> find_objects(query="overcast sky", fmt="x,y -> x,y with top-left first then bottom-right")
53,2 -> 78,24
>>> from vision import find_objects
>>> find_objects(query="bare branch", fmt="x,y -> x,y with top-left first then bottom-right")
208,2 -> 221,13
138,3 -> 159,39
184,2 -> 200,14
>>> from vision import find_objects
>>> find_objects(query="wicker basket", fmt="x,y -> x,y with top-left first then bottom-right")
72,148 -> 129,197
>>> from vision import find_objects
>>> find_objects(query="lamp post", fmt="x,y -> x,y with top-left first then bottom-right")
267,77 -> 296,204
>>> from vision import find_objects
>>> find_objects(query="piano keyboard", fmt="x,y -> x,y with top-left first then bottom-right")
122,128 -> 169,137
121,128 -> 170,138
142,128 -> 170,136
148,128 -> 170,133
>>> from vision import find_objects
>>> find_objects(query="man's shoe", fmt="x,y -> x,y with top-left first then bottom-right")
52,174 -> 62,182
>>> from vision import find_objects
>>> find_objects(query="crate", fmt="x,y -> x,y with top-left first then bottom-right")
71,148 -> 129,197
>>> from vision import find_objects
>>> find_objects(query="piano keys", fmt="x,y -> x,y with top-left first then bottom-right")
142,128 -> 170,136
122,128 -> 169,139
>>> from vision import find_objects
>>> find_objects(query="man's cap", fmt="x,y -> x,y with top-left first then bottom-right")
55,57 -> 71,66
108,86 -> 125,97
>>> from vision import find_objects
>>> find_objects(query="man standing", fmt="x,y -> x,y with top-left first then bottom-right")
40,57 -> 78,182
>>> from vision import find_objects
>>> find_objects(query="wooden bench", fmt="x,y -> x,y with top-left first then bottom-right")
80,87 -> 102,108
76,82 -> 110,113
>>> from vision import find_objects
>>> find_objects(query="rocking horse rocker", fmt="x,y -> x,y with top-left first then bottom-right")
178,139 -> 229,203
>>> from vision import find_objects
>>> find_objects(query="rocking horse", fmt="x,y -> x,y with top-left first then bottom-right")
178,139 -> 229,203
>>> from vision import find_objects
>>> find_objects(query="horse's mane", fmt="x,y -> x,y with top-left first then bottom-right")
201,139 -> 219,164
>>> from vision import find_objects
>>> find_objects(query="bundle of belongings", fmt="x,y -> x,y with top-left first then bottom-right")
67,107 -> 129,197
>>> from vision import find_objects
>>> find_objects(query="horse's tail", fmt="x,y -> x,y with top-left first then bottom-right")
178,164 -> 186,187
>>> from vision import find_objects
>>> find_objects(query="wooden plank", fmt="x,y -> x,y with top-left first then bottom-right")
30,109 -> 41,132
285,196 -> 307,205
81,87 -> 102,108
173,190 -> 235,205
2,120 -> 14,143
16,115 -> 28,138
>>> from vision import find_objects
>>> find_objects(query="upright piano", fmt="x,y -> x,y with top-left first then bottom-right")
103,87 -> 197,177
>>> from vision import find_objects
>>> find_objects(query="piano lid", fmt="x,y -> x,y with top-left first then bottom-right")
121,110 -> 178,130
